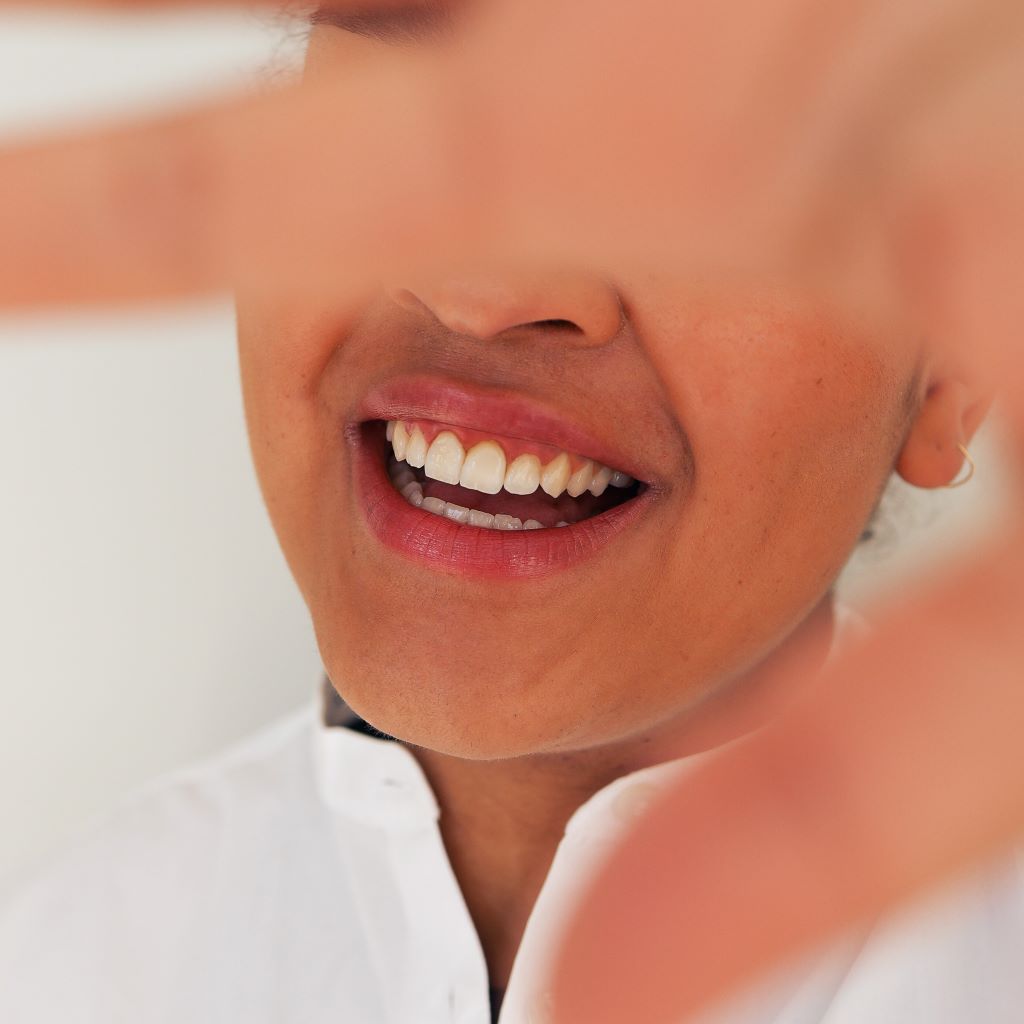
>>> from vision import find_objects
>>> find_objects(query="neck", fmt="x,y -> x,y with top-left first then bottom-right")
409,594 -> 837,989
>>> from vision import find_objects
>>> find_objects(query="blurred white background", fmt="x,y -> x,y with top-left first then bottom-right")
0,10 -> 320,889
0,9 -> 1013,888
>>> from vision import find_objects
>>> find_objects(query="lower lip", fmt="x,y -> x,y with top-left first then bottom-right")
350,425 -> 656,581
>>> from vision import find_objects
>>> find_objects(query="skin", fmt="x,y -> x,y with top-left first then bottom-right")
233,11 -> 991,987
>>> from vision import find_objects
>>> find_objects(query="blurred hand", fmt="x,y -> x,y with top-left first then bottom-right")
2,1 -> 1021,1021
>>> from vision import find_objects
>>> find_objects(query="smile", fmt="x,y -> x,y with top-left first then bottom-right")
350,377 -> 659,580
385,419 -> 638,530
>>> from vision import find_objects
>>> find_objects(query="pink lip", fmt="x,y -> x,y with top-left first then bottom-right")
355,375 -> 652,482
348,377 -> 659,581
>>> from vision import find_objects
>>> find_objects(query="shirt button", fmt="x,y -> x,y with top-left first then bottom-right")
611,781 -> 661,823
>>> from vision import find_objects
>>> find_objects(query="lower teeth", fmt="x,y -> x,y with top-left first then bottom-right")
389,459 -> 568,531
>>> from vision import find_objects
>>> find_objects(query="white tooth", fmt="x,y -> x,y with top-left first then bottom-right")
393,468 -> 415,489
400,480 -> 423,502
556,521 -> 570,527
386,421 -> 396,442
406,489 -> 424,508
494,515 -> 523,531
540,452 -> 572,498
468,509 -> 496,529
459,440 -> 507,495
406,427 -> 428,468
422,496 -> 446,515
566,459 -> 595,498
523,519 -> 543,530
610,470 -> 634,488
391,422 -> 409,462
504,454 -> 542,495
589,465 -> 613,496
442,502 -> 470,524
424,431 -> 465,484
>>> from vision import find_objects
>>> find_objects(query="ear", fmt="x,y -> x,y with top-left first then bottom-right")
895,374 -> 992,489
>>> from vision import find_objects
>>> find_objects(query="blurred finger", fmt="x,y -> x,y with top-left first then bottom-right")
0,65 -> 470,307
1,0 -> 1022,312
551,524 -> 1024,1023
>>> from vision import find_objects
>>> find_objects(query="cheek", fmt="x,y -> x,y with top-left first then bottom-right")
644,293 -> 904,511
235,297 -> 356,587
637,294 -> 906,655
688,332 -> 895,512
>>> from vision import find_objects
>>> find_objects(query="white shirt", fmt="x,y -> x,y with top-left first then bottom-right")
3,626 -> 1024,1023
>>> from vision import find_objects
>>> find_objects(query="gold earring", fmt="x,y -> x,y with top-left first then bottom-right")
946,443 -> 975,488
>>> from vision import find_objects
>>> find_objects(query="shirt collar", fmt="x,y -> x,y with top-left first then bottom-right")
315,681 -> 440,831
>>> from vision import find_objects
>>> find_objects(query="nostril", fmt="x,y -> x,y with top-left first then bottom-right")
530,319 -> 581,333
390,273 -> 623,346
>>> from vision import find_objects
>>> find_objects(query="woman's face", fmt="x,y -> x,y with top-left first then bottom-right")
235,9 -> 923,759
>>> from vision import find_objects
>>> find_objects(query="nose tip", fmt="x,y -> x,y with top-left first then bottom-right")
391,269 -> 623,347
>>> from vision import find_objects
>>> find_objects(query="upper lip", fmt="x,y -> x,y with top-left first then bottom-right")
355,374 -> 654,483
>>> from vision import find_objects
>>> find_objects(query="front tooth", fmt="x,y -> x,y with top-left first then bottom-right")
610,470 -> 634,488
468,508 -> 495,529
406,427 -> 428,468
425,431 -> 464,484
494,515 -> 523,531
589,465 -> 613,496
540,453 -> 572,498
422,496 -> 446,515
391,422 -> 410,462
459,440 -> 507,495
566,459 -> 595,498
386,421 -> 396,442
523,519 -> 543,530
442,502 -> 470,525
504,454 -> 542,495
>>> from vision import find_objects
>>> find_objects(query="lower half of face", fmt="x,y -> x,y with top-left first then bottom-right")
237,286 -> 915,761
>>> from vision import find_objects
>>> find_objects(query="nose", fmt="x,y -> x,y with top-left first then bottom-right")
391,267 -> 623,347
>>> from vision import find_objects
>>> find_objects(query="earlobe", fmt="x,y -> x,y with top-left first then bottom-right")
895,378 -> 990,489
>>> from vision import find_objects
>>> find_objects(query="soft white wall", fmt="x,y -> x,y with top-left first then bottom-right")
0,11 -> 319,888
838,423 -> 1012,605
0,8 -> 1012,889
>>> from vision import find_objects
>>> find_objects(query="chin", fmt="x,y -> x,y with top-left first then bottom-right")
327,648 -> 585,760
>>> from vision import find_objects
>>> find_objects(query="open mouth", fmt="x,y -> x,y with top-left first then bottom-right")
378,418 -> 643,531
350,378 -> 658,579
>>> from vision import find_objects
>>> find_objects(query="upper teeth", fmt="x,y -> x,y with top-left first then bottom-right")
385,420 -> 634,499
